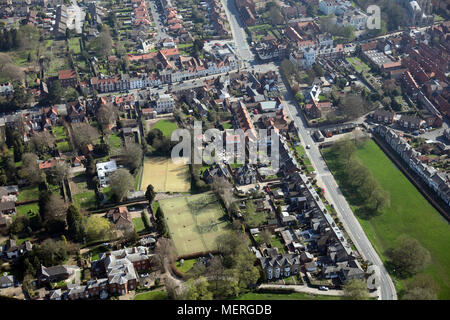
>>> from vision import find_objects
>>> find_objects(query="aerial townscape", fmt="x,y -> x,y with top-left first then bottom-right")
0,0 -> 449,303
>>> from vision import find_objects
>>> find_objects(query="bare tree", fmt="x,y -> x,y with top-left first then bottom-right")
109,168 -> 134,201
97,103 -> 118,131
19,153 -> 43,185
153,237 -> 176,273
71,123 -> 99,149
118,143 -> 143,171
31,131 -> 56,154
211,177 -> 234,211
46,162 -> 69,185
207,256 -> 225,291
260,229 -> 272,246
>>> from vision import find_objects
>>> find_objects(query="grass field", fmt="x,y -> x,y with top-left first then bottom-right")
134,290 -> 167,300
141,157 -> 190,192
151,119 -> 178,137
323,139 -> 450,299
159,192 -> 232,256
235,292 -> 341,300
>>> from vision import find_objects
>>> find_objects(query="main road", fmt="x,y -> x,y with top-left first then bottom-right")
220,0 -> 397,300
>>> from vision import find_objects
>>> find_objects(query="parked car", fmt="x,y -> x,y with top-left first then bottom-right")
319,286 -> 329,291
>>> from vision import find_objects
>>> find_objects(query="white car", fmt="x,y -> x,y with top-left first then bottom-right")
319,286 -> 329,291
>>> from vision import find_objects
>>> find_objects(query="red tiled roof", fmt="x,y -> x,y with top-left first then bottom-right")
58,69 -> 77,80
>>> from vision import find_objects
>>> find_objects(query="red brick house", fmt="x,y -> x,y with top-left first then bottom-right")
58,69 -> 78,88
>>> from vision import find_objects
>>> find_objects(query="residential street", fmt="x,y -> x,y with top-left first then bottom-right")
258,283 -> 344,297
221,0 -> 397,300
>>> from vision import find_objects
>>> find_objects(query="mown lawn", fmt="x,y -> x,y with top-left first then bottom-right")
72,191 -> 97,210
17,186 -> 39,202
132,217 -> 146,233
52,126 -> 67,140
324,139 -> 450,299
57,141 -> 71,152
134,290 -> 168,300
235,292 -> 341,300
175,258 -> 196,274
151,119 -> 178,137
16,203 -> 39,217
108,133 -> 123,149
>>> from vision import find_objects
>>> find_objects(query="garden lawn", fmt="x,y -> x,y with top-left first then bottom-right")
72,191 -> 97,210
132,217 -> 146,233
108,133 -> 123,149
57,141 -> 71,152
324,139 -> 450,299
134,290 -> 168,300
16,203 -> 39,217
151,119 -> 178,137
175,258 -> 196,274
52,126 -> 67,140
271,236 -> 285,254
17,186 -> 39,202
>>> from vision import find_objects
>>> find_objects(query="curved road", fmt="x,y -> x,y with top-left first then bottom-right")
220,0 -> 397,300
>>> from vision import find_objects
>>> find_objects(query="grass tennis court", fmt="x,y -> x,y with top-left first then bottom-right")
141,157 -> 190,192
159,192 -> 232,256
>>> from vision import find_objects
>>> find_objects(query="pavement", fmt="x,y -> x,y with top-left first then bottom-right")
221,0 -> 397,301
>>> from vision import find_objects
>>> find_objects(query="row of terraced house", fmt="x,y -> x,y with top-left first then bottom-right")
374,125 -> 450,207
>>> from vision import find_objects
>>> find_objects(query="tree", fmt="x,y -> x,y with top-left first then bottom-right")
109,168 -> 134,201
31,131 -> 56,154
46,162 -> 69,185
71,123 -> 100,150
155,206 -> 168,236
165,277 -> 179,300
42,194 -> 67,234
342,279 -> 370,300
260,229 -> 272,246
206,256 -> 225,291
306,3 -> 318,17
88,28 -> 112,57
367,188 -> 390,214
335,138 -> 357,166
269,5 -> 284,25
85,216 -> 115,242
153,237 -> 176,273
295,92 -> 304,103
19,153 -> 43,185
145,184 -> 156,204
184,277 -> 213,300
339,94 -> 365,120
402,274 -> 438,300
66,205 -> 85,242
388,236 -> 431,277
280,59 -> 295,79
96,103 -> 117,131
124,229 -> 139,244
48,80 -> 64,104
118,143 -> 143,171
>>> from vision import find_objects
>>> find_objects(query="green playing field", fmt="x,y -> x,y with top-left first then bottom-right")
158,192 -> 232,256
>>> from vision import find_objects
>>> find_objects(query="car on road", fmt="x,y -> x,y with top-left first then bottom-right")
306,145 -> 311,149
319,286 -> 329,291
